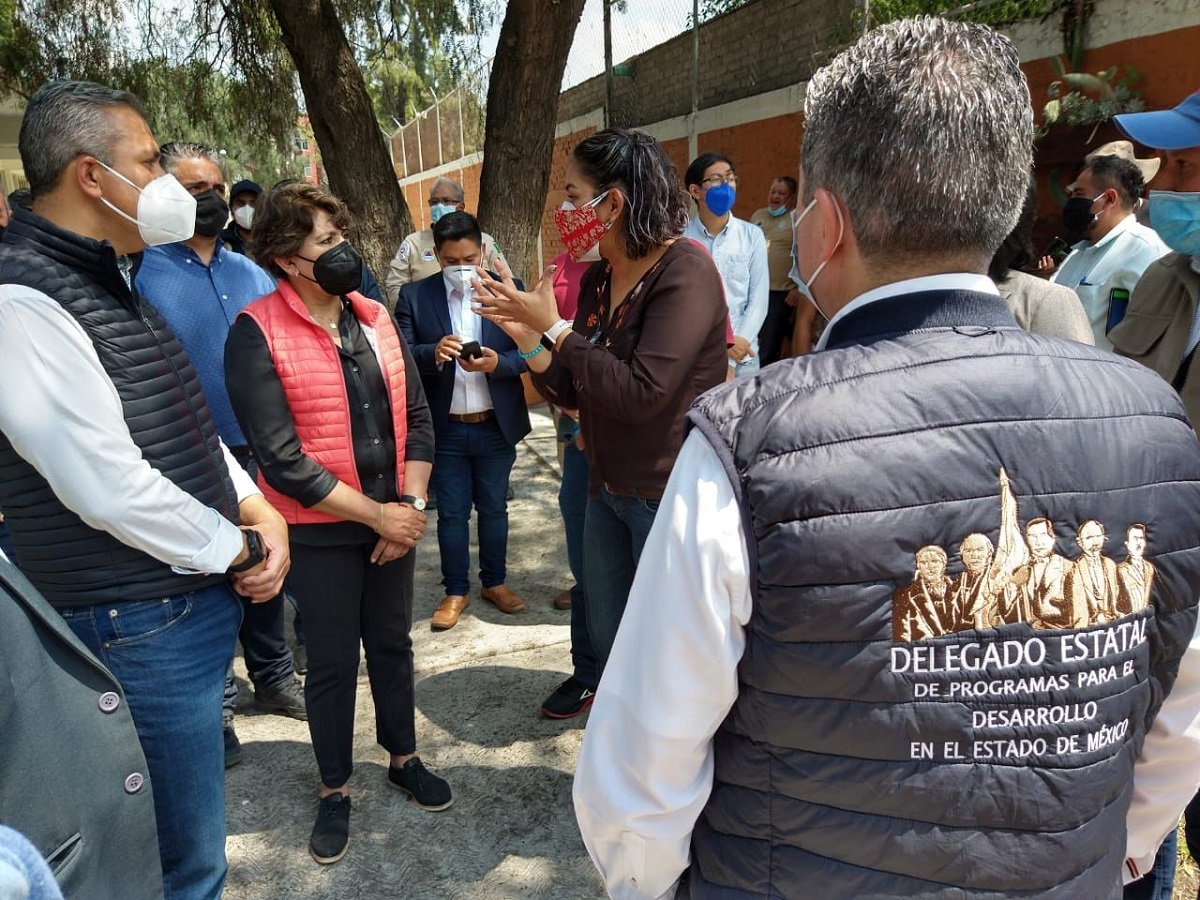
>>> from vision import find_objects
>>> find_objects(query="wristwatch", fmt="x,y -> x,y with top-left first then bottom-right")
543,319 -> 573,347
399,494 -> 427,511
228,529 -> 265,573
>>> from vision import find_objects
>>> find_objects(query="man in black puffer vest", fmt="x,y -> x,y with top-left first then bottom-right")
574,19 -> 1200,900
0,81 -> 289,900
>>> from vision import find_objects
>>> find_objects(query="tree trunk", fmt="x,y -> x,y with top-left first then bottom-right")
266,0 -> 411,284
477,0 -> 586,284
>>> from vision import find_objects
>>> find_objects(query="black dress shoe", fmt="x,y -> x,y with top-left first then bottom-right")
309,793 -> 351,864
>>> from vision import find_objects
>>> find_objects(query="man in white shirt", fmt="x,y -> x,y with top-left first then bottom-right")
383,177 -> 505,309
0,80 -> 289,899
683,154 -> 770,376
574,19 -> 1200,900
1051,154 -> 1169,349
395,211 -> 531,630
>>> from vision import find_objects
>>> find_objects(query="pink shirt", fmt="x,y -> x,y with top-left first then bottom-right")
551,251 -> 594,322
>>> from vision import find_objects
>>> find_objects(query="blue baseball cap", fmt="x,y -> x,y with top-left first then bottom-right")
1115,91 -> 1200,151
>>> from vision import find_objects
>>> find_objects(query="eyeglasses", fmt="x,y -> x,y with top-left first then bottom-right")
700,172 -> 737,188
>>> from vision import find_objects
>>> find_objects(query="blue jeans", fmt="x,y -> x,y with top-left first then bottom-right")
583,486 -> 661,675
734,355 -> 760,377
60,583 -> 241,900
1123,827 -> 1177,900
559,439 -> 598,688
431,417 -> 517,596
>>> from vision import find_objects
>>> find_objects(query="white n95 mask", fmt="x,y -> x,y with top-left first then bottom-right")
97,161 -> 197,246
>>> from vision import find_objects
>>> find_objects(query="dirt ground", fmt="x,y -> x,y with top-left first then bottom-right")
224,408 -> 604,899
223,406 -> 1200,899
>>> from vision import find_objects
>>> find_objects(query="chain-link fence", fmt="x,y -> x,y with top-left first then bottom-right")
391,56 -> 491,179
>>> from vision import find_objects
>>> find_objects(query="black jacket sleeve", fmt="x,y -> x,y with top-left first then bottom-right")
393,311 -> 435,463
224,316 -> 339,507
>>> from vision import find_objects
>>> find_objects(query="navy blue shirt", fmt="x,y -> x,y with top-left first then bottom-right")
136,241 -> 276,447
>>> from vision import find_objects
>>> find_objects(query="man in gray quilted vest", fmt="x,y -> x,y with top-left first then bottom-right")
573,17 -> 1200,900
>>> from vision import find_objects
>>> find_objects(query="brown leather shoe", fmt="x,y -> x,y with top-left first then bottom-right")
431,595 -> 469,630
553,589 -> 572,611
481,584 -> 526,614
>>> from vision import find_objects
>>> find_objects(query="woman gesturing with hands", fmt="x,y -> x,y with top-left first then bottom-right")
474,127 -> 729,678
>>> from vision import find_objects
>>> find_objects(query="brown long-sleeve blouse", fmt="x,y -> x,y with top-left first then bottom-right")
532,238 -> 729,498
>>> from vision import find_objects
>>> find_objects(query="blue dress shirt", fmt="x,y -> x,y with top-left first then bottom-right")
136,242 -> 276,447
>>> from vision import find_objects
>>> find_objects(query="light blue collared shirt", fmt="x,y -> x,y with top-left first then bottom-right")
136,241 -> 277,447
684,214 -> 770,373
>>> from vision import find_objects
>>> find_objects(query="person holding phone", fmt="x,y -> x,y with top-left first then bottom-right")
396,211 -> 531,630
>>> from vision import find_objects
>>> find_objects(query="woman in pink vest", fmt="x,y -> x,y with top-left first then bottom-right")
224,182 -> 449,866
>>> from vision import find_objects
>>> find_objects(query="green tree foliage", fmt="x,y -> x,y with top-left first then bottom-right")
0,0 -> 480,180
0,0 -> 302,180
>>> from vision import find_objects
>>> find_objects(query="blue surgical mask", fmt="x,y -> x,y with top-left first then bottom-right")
430,203 -> 457,224
1149,190 -> 1200,257
767,204 -> 790,218
704,183 -> 736,217
788,245 -> 807,299
791,197 -> 845,318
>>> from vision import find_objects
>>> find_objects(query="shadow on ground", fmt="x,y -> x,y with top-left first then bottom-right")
225,415 -> 603,898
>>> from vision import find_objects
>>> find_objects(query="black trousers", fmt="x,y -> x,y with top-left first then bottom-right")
289,540 -> 417,788
757,289 -> 795,367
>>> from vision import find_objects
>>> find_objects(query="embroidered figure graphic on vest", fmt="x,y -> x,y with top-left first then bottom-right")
892,545 -> 954,642
1066,520 -> 1122,625
1022,518 -> 1071,629
1116,523 -> 1155,615
892,469 -> 1154,642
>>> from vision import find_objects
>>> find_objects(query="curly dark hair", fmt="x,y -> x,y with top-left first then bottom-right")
251,181 -> 352,278
571,128 -> 689,260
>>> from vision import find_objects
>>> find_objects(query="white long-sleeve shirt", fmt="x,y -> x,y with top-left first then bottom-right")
574,388 -> 1200,899
0,283 -> 259,575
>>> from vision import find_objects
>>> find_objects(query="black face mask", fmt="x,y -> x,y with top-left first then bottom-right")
1061,194 -> 1103,241
194,190 -> 230,238
298,241 -> 362,296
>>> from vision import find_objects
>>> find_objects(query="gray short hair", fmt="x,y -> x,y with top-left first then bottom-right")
19,80 -> 147,198
430,177 -> 464,202
802,17 -> 1033,264
159,141 -> 227,181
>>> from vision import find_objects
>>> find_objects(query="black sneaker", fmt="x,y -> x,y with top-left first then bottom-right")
309,793 -> 351,864
223,725 -> 243,769
255,678 -> 307,721
387,758 -> 453,811
540,676 -> 595,719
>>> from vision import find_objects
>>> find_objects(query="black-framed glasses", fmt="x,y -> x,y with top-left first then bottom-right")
701,172 -> 738,188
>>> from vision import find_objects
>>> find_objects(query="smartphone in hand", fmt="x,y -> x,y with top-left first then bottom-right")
459,340 -> 483,361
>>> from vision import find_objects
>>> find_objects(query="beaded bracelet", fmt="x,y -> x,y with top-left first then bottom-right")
518,343 -> 545,360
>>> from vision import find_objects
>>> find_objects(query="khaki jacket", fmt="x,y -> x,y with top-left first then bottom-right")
1111,253 -> 1200,426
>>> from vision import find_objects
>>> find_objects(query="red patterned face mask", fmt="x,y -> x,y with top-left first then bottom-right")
553,190 -> 612,261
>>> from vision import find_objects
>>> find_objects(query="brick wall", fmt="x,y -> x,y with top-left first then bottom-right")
558,0 -> 855,126
698,113 -> 805,220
